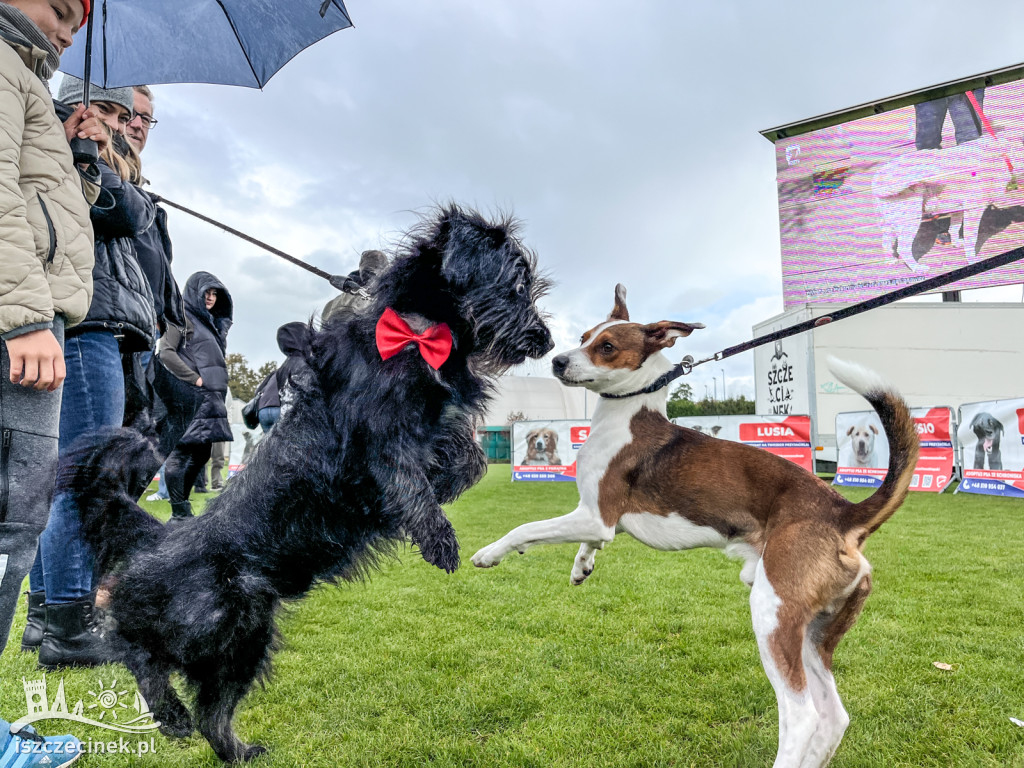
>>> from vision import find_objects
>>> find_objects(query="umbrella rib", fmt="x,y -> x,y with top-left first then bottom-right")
213,0 -> 261,87
101,0 -> 109,87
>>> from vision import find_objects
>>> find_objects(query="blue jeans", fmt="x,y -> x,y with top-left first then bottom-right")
29,331 -> 124,603
258,406 -> 280,434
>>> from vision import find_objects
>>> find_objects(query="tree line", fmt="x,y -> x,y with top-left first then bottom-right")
666,382 -> 755,419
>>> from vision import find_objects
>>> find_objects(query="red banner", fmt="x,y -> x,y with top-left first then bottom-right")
737,415 -> 814,472
909,407 -> 955,493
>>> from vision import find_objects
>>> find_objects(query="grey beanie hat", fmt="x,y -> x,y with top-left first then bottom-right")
56,75 -> 134,114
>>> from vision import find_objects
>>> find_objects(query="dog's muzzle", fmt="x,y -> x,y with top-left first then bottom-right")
524,326 -> 554,359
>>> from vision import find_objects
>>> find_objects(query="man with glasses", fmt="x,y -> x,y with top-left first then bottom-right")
126,84 -> 157,152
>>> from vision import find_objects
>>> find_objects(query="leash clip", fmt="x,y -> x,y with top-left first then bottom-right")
678,355 -> 694,376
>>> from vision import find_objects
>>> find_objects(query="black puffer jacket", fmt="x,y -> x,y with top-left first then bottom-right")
177,272 -> 234,445
256,322 -> 310,410
134,199 -> 185,334
68,156 -> 157,352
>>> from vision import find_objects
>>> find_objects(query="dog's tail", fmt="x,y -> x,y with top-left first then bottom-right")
56,427 -> 166,575
828,357 -> 919,537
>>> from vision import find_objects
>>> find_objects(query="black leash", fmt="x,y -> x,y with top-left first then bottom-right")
158,196 -> 353,292
602,246 -> 1024,399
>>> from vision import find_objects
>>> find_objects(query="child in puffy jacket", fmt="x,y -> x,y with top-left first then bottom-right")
0,0 -> 104,764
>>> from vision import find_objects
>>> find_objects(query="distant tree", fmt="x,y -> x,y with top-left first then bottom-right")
667,382 -> 699,419
226,353 -> 276,402
506,410 -> 528,425
256,360 -> 278,385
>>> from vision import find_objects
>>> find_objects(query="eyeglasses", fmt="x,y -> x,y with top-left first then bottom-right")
130,112 -> 159,129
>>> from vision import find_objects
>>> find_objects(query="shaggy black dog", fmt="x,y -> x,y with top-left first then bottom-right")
65,204 -> 553,763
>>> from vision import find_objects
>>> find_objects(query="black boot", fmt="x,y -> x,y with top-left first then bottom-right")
170,500 -> 193,519
38,597 -> 113,669
20,591 -> 46,651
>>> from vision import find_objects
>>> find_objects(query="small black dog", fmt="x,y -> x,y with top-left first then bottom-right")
65,204 -> 553,762
970,412 -> 1004,470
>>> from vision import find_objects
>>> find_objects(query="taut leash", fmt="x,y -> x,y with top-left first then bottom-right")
602,245 -> 1024,399
158,197 -> 353,291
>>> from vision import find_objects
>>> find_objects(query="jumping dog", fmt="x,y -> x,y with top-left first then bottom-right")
472,284 -> 918,768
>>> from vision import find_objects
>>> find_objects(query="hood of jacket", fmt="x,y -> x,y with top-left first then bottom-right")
276,321 -> 309,358
183,271 -> 233,350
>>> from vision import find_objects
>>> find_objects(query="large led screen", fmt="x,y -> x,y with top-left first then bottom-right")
775,79 -> 1024,307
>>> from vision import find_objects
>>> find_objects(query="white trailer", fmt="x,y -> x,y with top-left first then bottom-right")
753,302 -> 1024,466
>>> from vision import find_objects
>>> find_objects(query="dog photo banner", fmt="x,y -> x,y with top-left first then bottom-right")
512,420 -> 591,482
671,415 -> 814,473
957,398 -> 1024,498
770,76 -> 1024,308
834,407 -> 955,492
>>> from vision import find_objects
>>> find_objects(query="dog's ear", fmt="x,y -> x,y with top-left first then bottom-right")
846,425 -> 855,436
642,320 -> 705,349
870,425 -> 879,435
609,284 -> 629,321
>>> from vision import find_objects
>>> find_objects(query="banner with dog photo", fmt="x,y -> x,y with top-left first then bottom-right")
671,415 -> 814,472
512,420 -> 591,482
834,407 -> 956,492
957,398 -> 1024,498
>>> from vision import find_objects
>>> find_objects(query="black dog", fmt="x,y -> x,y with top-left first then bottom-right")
64,204 -> 553,763
971,412 -> 1004,470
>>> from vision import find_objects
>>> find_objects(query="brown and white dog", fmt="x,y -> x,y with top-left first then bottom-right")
472,285 -> 918,768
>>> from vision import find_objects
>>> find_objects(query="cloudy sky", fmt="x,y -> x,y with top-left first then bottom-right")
60,0 -> 1024,399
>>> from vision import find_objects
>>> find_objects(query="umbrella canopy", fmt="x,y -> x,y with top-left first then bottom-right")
60,0 -> 353,89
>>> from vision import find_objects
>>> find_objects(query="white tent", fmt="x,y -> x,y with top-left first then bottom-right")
480,375 -> 589,427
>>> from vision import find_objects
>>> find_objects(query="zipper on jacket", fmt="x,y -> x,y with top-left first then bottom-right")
0,429 -> 12,523
37,194 -> 57,268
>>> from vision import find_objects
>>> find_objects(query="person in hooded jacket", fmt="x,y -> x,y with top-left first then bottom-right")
25,76 -> 157,671
254,321 -> 311,433
156,271 -> 233,520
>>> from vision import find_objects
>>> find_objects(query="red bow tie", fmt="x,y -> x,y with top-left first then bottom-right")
375,307 -> 453,370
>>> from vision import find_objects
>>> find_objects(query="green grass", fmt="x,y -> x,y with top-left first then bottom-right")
2,468 -> 1023,767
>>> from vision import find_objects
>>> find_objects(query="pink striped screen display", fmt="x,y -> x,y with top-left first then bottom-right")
774,78 -> 1024,308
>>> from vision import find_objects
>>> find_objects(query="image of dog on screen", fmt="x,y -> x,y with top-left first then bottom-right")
970,412 -> 1004,470
872,134 -> 1024,273
523,427 -> 561,465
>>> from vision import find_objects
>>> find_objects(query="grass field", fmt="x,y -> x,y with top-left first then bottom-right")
1,466 -> 1023,767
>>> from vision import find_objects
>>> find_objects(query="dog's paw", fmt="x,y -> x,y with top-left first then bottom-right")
570,566 -> 593,586
158,718 -> 194,740
241,744 -> 268,762
422,537 -> 460,573
471,543 -> 505,568
418,525 -> 460,573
